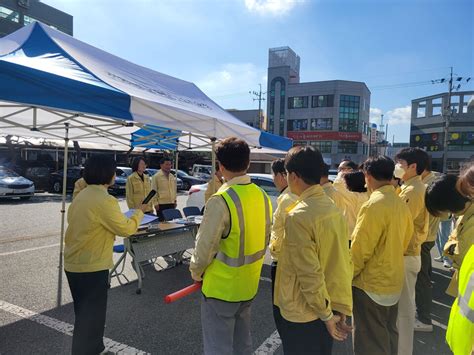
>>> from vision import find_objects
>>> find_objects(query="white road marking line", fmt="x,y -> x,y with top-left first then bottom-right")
260,276 -> 272,283
0,300 -> 149,354
432,319 -> 447,330
432,270 -> 453,280
0,243 -> 59,257
254,330 -> 281,354
433,300 -> 452,309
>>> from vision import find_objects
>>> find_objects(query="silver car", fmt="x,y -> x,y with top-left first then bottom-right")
0,167 -> 35,200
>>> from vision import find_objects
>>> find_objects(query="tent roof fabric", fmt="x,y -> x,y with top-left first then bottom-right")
0,22 -> 292,152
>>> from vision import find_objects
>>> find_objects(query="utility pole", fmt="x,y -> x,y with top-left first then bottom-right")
431,67 -> 471,173
249,83 -> 266,129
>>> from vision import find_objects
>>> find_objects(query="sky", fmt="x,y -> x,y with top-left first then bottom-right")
44,0 -> 473,143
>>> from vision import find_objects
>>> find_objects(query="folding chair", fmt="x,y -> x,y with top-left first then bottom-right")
183,206 -> 201,217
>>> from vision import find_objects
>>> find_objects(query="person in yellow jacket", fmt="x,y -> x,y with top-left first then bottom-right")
204,164 -> 224,203
425,174 -> 474,298
151,157 -> 177,221
274,146 -> 353,354
320,163 -> 346,213
446,244 -> 474,355
190,137 -> 272,355
268,158 -> 297,334
72,176 -> 87,200
125,157 -> 154,213
394,147 -> 430,355
64,155 -> 146,355
414,163 -> 443,332
351,156 -> 413,355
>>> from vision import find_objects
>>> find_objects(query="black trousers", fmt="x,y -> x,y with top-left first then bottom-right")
415,241 -> 436,324
271,262 -> 284,336
352,286 -> 398,355
66,270 -> 109,355
156,203 -> 176,221
275,306 -> 333,355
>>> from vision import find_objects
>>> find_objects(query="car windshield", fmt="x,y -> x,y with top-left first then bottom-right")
0,168 -> 19,178
117,168 -> 132,177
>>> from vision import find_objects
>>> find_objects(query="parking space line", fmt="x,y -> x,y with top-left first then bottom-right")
432,319 -> 448,330
0,300 -> 149,354
0,243 -> 59,257
254,330 -> 281,354
433,300 -> 452,309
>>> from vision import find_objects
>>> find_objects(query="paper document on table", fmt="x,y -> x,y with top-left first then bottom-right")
124,210 -> 158,226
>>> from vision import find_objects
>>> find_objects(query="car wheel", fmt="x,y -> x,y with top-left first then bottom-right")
183,181 -> 191,190
52,181 -> 62,193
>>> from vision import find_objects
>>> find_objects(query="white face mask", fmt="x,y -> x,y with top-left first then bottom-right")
394,163 -> 406,179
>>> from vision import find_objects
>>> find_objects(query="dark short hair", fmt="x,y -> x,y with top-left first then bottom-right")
395,147 -> 428,175
131,157 -> 146,172
321,163 -> 330,178
344,171 -> 367,193
83,155 -> 117,185
362,156 -> 395,181
271,158 -> 286,175
425,174 -> 469,216
160,157 -> 172,165
215,137 -> 250,172
285,146 -> 324,185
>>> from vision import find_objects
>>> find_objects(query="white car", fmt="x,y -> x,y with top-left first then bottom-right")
0,166 -> 35,200
186,173 -> 279,212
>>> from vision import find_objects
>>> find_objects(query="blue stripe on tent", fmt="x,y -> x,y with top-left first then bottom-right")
259,130 -> 292,151
131,126 -> 180,150
0,60 -> 132,120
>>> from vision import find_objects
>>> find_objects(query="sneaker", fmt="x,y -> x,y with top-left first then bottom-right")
443,260 -> 453,268
434,256 -> 443,262
414,319 -> 433,332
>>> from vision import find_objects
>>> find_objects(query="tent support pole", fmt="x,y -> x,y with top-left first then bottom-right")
211,138 -> 216,194
57,123 -> 69,308
175,150 -> 179,195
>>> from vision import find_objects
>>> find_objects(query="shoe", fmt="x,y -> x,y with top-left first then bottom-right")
443,260 -> 453,268
434,256 -> 443,262
414,319 -> 433,332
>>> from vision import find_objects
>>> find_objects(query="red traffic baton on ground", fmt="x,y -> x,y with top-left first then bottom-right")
164,282 -> 202,304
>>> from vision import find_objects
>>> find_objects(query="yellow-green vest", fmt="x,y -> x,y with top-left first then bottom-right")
447,244 -> 474,355
202,183 -> 272,302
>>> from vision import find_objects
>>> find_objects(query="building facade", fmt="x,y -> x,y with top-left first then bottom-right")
266,46 -> 371,167
226,109 -> 264,128
0,0 -> 72,37
410,91 -> 474,172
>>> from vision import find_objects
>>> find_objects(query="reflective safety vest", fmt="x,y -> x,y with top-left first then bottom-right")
202,183 -> 272,302
447,245 -> 474,355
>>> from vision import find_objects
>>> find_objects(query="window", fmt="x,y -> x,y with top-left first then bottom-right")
293,140 -> 306,147
311,95 -> 334,108
411,133 -> 443,152
288,96 -> 309,109
0,6 -> 19,23
287,119 -> 308,131
309,141 -> 332,153
447,132 -> 474,151
23,15 -> 37,25
310,118 -> 332,130
269,77 -> 286,134
337,141 -> 358,154
339,95 -> 360,132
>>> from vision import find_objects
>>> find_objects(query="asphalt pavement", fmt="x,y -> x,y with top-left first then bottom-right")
0,193 -> 455,354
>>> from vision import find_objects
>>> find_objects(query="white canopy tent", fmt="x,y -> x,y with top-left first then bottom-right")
0,22 -> 292,306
